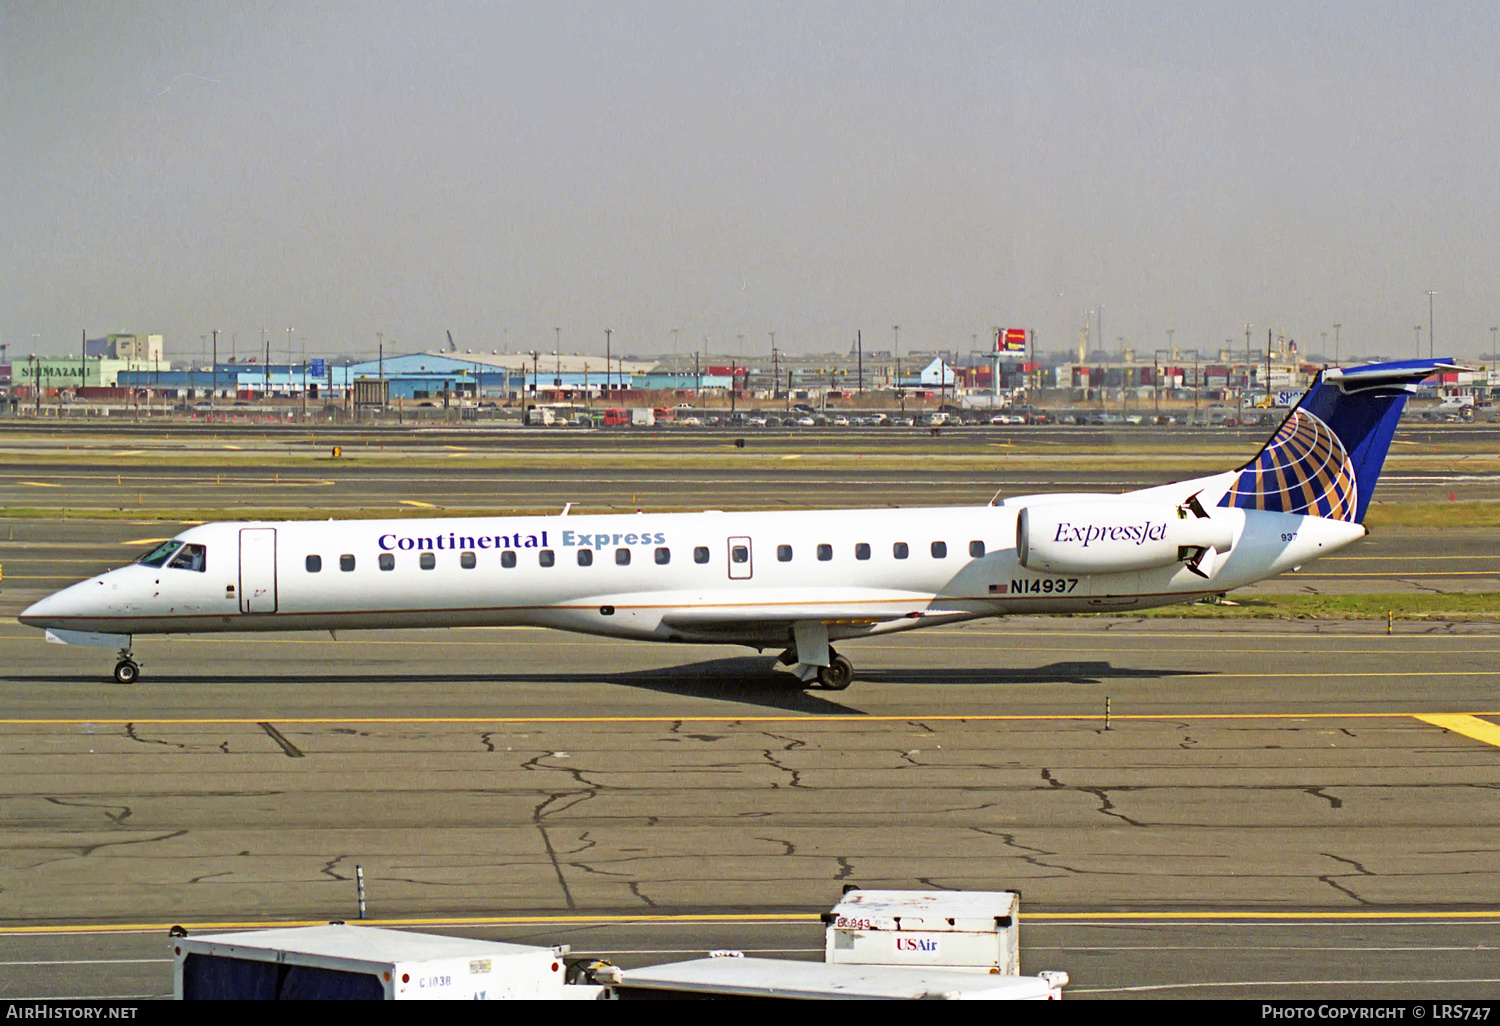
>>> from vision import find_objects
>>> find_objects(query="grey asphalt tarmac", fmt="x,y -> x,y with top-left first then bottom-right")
3,424 -> 1499,1002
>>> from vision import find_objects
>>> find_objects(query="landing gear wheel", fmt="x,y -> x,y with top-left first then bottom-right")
113,660 -> 139,685
817,655 -> 854,691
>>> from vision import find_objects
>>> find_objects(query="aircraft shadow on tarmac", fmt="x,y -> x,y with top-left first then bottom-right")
19,658 -> 1204,716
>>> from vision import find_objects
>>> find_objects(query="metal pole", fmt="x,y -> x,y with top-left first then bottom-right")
1427,290 -> 1436,359
857,330 -> 863,395
1333,323 -> 1341,366
211,329 -> 218,406
605,329 -> 612,396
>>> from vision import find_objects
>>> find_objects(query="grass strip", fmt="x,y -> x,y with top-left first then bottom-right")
1140,592 -> 1500,620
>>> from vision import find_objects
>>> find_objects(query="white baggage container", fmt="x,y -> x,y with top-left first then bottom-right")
171,923 -> 591,1000
596,956 -> 1065,1000
823,889 -> 1021,974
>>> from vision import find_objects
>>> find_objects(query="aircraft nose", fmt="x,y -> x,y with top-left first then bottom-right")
19,591 -> 69,627
19,579 -> 96,628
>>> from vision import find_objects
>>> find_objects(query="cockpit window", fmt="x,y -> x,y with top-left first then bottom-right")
137,540 -> 182,568
167,543 -> 207,572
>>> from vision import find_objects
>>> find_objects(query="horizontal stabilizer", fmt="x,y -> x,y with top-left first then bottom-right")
1323,359 -> 1463,393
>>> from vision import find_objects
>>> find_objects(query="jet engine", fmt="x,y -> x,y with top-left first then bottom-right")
1017,496 -> 1236,577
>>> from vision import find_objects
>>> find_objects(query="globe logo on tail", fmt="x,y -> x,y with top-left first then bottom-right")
1222,409 -> 1358,522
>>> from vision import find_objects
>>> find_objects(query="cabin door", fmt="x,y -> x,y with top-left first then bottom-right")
239,528 -> 278,613
727,536 -> 753,580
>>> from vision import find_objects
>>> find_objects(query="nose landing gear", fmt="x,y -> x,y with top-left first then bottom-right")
114,645 -> 140,685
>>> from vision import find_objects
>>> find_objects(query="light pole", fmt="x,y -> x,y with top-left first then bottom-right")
1243,323 -> 1253,397
604,329 -> 612,397
1426,290 -> 1436,359
1414,325 -> 1422,358
771,334 -> 779,400
1153,351 -> 1161,418
1491,326 -> 1498,359
1333,323 -> 1341,366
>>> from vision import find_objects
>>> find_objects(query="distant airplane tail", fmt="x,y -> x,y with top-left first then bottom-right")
1218,357 -> 1457,524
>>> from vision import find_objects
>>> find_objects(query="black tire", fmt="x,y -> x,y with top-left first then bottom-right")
817,656 -> 854,691
113,660 -> 139,685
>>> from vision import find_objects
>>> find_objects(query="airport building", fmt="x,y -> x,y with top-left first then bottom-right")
14,356 -> 147,389
85,333 -> 164,363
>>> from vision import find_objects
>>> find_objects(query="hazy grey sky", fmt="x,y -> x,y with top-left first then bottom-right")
4,1 -> 1498,362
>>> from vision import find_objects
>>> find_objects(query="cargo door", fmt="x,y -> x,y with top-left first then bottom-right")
239,528 -> 278,613
727,536 -> 753,580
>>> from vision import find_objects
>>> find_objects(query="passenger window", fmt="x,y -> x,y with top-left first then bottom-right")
817,543 -> 832,561
419,552 -> 436,570
305,555 -> 322,573
655,547 -> 670,565
501,550 -> 517,568
539,550 -> 555,567
379,553 -> 395,571
168,544 -> 207,572
460,551 -> 476,569
340,554 -> 355,572
970,540 -> 985,558
893,542 -> 909,559
931,541 -> 947,559
578,549 -> 593,566
694,546 -> 710,564
855,542 -> 871,560
616,548 -> 631,566
731,545 -> 749,564
136,540 -> 181,568
777,544 -> 792,562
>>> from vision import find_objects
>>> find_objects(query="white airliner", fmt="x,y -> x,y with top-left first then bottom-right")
21,359 -> 1450,688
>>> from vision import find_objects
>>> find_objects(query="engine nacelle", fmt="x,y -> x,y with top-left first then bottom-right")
1017,501 -> 1237,576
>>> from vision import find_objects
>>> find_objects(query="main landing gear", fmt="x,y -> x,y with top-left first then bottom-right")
816,653 -> 854,691
781,644 -> 856,690
114,645 -> 140,685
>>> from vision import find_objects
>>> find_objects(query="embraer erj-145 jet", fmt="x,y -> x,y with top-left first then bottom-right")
22,358 -> 1450,688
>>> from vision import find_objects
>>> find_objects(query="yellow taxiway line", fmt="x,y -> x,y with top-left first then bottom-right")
1,712 -> 1498,727
1413,713 -> 1500,748
5,908 -> 1500,938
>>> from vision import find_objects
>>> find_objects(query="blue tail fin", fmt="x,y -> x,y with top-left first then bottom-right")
1218,357 -> 1457,523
